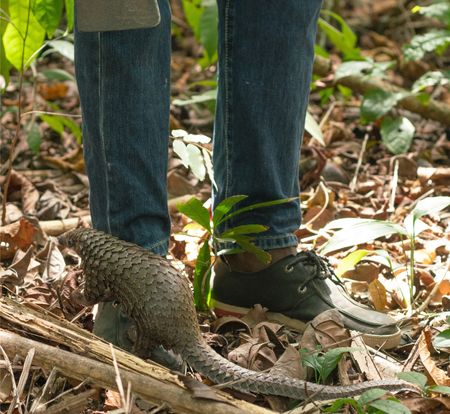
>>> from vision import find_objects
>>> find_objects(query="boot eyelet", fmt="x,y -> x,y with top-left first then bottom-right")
298,286 -> 308,294
285,265 -> 294,273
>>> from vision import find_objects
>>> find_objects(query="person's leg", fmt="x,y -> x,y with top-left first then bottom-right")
74,0 -> 171,350
211,0 -> 400,349
213,0 -> 321,251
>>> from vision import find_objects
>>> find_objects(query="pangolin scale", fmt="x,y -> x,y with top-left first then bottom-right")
59,228 -> 418,400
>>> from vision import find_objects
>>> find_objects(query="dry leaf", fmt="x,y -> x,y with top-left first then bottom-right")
368,279 -> 388,311
9,171 -> 39,215
418,327 -> 450,386
210,316 -> 251,336
38,82 -> 69,100
0,217 -> 37,260
178,375 -> 230,403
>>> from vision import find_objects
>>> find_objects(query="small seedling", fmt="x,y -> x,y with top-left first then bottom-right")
177,195 -> 296,310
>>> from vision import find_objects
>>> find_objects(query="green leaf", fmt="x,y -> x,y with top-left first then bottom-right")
181,0 -> 203,40
40,114 -> 64,134
193,241 -> 212,310
172,89 -> 217,106
46,39 -> 74,60
320,347 -> 355,382
368,399 -> 411,414
403,30 -> 450,61
397,372 -> 427,389
318,11 -> 362,60
199,0 -> 217,64
324,398 -> 359,413
219,224 -> 269,239
360,90 -> 408,123
41,68 -> 75,81
335,60 -> 394,80
59,116 -> 82,143
433,328 -> 450,350
305,111 -> 324,145
213,195 -> 248,227
3,0 -> 46,71
65,0 -> 74,30
220,197 -> 298,224
33,0 -> 63,37
413,3 -> 450,26
380,116 -> 415,154
358,388 -> 387,406
0,0 -> 11,86
27,122 -> 41,154
177,197 -> 211,232
321,220 -> 407,255
412,196 -> 450,220
335,249 -> 371,277
412,70 -> 450,93
233,236 -> 271,264
428,385 -> 450,395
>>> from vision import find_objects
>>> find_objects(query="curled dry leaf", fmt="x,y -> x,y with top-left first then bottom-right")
228,337 -> 277,372
36,240 -> 66,282
309,309 -> 351,350
419,327 -> 450,386
240,304 -> 269,328
368,279 -> 388,311
0,217 -> 37,260
210,316 -> 251,336
0,246 -> 34,286
9,170 -> 40,215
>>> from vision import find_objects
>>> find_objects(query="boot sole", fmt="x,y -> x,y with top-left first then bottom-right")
212,299 -> 402,350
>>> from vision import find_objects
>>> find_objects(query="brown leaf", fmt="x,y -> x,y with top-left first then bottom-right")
343,262 -> 380,283
311,309 -> 351,350
418,327 -> 450,386
37,241 -> 66,282
210,316 -> 251,336
368,279 -> 388,311
0,217 -> 37,260
228,338 -> 277,372
9,171 -> 39,215
38,82 -> 69,100
178,375 -> 230,403
241,304 -> 269,328
269,345 -> 305,380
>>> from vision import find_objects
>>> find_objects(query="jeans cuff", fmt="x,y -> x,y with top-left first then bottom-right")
215,233 -> 298,252
142,238 -> 169,256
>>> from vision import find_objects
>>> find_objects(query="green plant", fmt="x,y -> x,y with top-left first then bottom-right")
301,346 -> 356,384
321,197 -> 450,308
403,1 -> 450,61
1,0 -> 73,82
177,195 -> 296,310
324,388 -> 411,414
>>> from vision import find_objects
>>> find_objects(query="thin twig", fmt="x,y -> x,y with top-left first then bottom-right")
1,0 -> 32,225
350,130 -> 370,192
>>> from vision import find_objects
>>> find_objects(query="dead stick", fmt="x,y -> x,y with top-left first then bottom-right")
313,55 -> 450,127
0,330 -> 272,414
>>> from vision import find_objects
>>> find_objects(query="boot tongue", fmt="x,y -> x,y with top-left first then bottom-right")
223,247 -> 297,273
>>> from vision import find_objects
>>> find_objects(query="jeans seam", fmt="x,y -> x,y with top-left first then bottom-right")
98,32 -> 111,233
223,0 -> 233,203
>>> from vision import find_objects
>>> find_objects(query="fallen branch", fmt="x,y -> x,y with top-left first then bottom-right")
0,297 -> 273,414
39,194 -> 205,236
313,56 -> 450,127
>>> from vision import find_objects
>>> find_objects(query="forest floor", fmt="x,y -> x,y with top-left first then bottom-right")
1,1 -> 450,413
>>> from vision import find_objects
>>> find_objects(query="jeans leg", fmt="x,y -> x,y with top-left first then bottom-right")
214,0 -> 322,250
75,0 -> 172,257
74,0 -> 171,349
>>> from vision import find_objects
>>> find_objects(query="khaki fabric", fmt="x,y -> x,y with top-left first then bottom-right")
76,0 -> 160,32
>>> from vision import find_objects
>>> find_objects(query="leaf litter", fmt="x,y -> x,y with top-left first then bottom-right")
1,1 -> 450,413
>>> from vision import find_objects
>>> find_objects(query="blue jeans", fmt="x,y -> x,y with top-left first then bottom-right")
75,0 -> 322,255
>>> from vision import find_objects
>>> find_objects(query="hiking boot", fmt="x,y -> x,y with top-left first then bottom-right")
94,302 -> 184,370
211,251 -> 401,349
